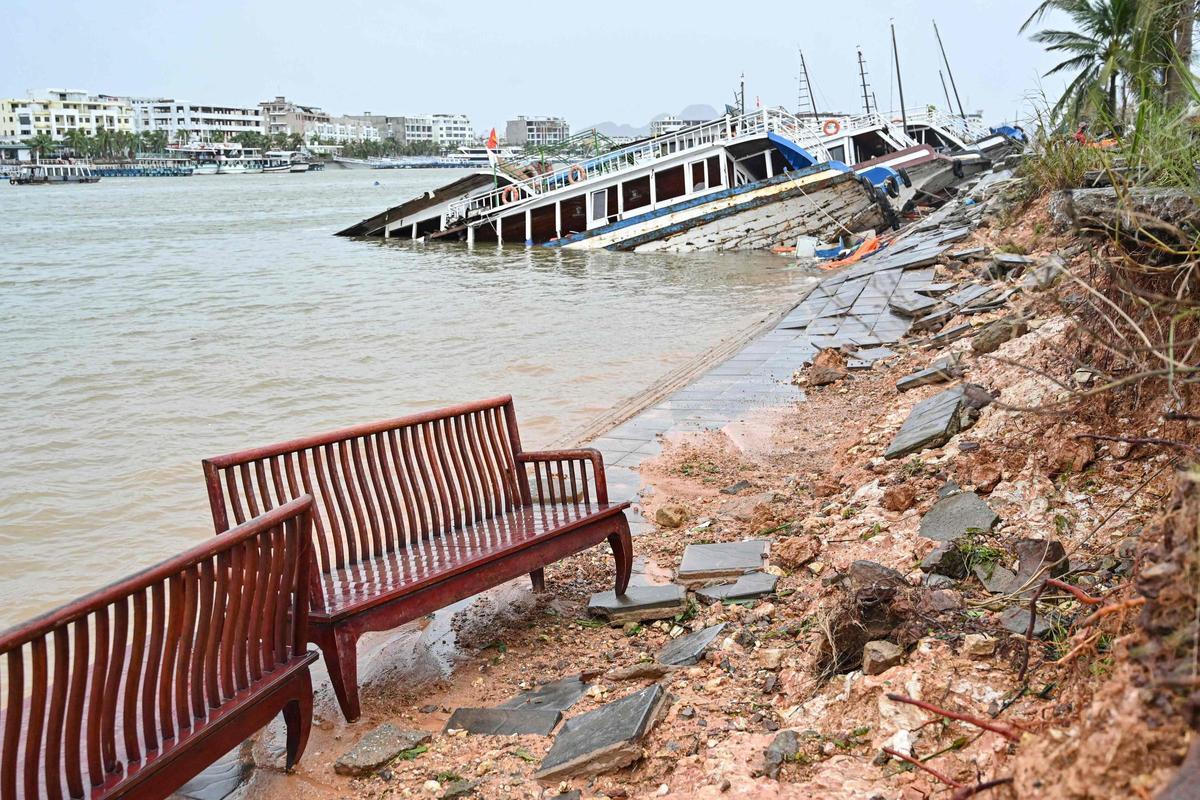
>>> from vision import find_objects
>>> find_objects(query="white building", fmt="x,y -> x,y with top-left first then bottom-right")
650,115 -> 708,137
257,97 -> 378,144
0,89 -> 133,141
505,115 -> 570,147
128,98 -> 263,142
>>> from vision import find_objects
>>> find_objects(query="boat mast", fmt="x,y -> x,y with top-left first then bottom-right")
739,73 -> 746,116
798,49 -> 819,117
933,19 -> 966,119
891,21 -> 909,133
939,69 -> 954,112
857,48 -> 873,115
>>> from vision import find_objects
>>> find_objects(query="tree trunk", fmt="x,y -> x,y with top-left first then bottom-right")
1165,0 -> 1198,106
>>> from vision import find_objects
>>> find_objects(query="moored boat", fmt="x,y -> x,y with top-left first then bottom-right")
9,162 -> 100,185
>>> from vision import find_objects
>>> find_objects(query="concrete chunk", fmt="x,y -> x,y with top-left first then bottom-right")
334,724 -> 432,777
657,623 -> 728,666
678,540 -> 768,584
884,386 -> 967,459
695,571 -> 778,603
918,491 -> 1000,542
535,684 -> 667,781
444,707 -> 562,736
588,584 -> 687,622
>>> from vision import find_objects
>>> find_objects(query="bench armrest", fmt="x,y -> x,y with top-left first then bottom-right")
517,448 -> 609,504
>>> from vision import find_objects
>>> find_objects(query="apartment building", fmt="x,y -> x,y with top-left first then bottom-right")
650,115 -> 709,137
259,96 -> 378,143
0,89 -> 133,141
504,115 -> 570,147
128,98 -> 263,142
350,113 -> 474,146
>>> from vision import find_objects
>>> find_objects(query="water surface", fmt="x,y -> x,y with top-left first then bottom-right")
0,167 -> 815,626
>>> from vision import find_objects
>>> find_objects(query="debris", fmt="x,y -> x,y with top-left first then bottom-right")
809,348 -> 849,386
1022,255 -> 1065,289
719,480 -> 752,495
334,725 -> 433,777
962,634 -> 997,658
499,676 -> 591,712
950,247 -> 988,261
918,491 -> 999,542
884,385 -> 972,460
881,483 -> 918,512
657,623 -> 728,666
999,607 -> 1050,637
921,541 -> 968,578
604,663 -> 678,682
928,323 -> 976,347
695,571 -> 778,603
889,293 -> 941,318
441,779 -> 484,799
443,707 -> 563,736
655,505 -> 688,528
763,730 -> 801,779
534,684 -> 667,781
771,535 -> 819,569
588,584 -> 688,623
677,540 -> 768,584
971,315 -> 1028,354
862,640 -> 904,675
848,560 -> 907,590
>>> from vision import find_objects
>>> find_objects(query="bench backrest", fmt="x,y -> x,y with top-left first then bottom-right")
202,396 -> 531,584
0,497 -> 313,800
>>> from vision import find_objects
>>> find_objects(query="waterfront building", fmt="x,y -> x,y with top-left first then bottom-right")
504,116 -> 569,147
128,98 -> 263,143
348,113 -> 474,146
650,115 -> 709,137
0,89 -> 133,142
259,97 -> 378,143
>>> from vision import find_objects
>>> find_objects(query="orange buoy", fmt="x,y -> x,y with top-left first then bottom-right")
822,119 -> 841,136
568,164 -> 586,183
502,186 -> 521,204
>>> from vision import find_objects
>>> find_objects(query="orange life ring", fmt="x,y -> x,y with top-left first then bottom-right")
502,185 -> 521,204
822,119 -> 841,136
567,164 -> 586,184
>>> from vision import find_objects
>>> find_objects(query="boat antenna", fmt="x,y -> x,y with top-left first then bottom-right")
933,19 -> 966,119
857,47 -> 873,115
798,49 -> 819,117
739,73 -> 746,116
891,20 -> 909,133
938,69 -> 953,111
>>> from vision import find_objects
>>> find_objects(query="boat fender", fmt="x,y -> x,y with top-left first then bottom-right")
884,175 -> 900,199
822,119 -> 841,136
502,185 -> 522,204
897,168 -> 912,188
952,159 -> 964,179
567,164 -> 586,184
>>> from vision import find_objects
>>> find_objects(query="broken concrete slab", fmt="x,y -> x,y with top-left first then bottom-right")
535,684 -> 667,781
695,571 -> 778,603
677,540 -> 768,584
444,707 -> 562,736
889,293 -> 940,318
884,386 -> 969,459
928,323 -> 976,347
499,675 -> 590,712
588,584 -> 687,623
657,623 -> 728,666
918,491 -> 1000,542
334,725 -> 433,777
950,247 -> 988,261
896,362 -> 963,392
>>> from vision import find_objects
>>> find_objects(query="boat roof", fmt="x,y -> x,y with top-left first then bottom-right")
336,172 -> 502,237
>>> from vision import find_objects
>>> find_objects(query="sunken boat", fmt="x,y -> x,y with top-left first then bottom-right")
336,108 -> 903,252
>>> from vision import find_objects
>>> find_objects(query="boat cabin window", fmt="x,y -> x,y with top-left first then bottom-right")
590,189 -> 608,221
690,161 -> 706,192
827,144 -> 846,163
707,155 -> 723,188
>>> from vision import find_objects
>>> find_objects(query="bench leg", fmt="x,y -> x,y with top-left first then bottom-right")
313,626 -> 362,722
530,568 -> 546,592
608,518 -> 633,596
283,670 -> 314,770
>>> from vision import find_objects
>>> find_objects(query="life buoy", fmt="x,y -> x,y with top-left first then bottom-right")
501,186 -> 521,204
822,119 -> 841,136
567,164 -> 586,184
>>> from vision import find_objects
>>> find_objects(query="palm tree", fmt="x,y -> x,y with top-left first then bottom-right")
63,128 -> 90,158
22,132 -> 56,161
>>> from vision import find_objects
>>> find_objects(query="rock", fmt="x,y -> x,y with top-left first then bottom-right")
677,540 -> 768,585
809,348 -> 849,386
423,780 -> 442,795
1111,440 -> 1133,459
334,725 -> 433,777
605,663 -> 678,682
1022,255 -> 1065,290
813,479 -> 842,498
499,675 -> 591,712
772,535 -> 819,569
442,779 -> 484,799
849,560 -> 907,590
535,684 -> 667,781
963,634 -> 996,658
862,640 -> 904,675
720,480 -> 752,495
1000,607 -> 1051,637
655,505 -> 687,528
758,649 -> 787,670
938,480 -> 961,498
918,491 -> 999,542
971,316 -> 1029,355
881,484 -> 918,512
763,730 -> 801,779
696,572 -> 778,603
928,323 -> 975,346
588,584 -> 688,623
924,573 -> 957,589
920,541 -> 968,579
723,491 -> 778,522
658,624 -> 728,666
444,707 -> 562,736
975,563 -> 1020,594
1046,431 -> 1096,475
923,589 -> 962,612
884,386 -> 971,460
1014,538 -> 1069,580
969,463 -> 1002,493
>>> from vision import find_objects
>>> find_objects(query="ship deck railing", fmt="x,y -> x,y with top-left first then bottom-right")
447,108 -> 831,223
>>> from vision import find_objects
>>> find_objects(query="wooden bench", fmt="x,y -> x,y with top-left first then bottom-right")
201,395 -> 632,722
0,497 -> 318,800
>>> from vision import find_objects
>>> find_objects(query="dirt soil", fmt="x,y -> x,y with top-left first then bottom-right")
244,199 -> 1198,800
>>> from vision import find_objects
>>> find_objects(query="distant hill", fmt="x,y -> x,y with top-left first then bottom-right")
579,103 -> 721,138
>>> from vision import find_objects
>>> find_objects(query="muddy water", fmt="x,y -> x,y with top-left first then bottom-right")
0,167 -> 817,628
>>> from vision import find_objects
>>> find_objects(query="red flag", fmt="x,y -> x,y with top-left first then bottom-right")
486,128 -> 498,149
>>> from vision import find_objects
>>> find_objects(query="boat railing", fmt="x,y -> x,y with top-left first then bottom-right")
891,107 -> 992,143
794,112 -> 918,143
447,108 -> 830,222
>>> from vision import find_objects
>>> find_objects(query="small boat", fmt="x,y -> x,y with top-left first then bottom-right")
217,157 -> 264,174
192,161 -> 219,175
9,162 -> 100,185
289,161 -> 311,173
263,150 -> 308,173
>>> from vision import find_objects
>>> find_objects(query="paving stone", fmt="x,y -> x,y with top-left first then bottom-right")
862,640 -> 905,675
444,707 -> 563,736
695,571 -> 778,603
896,365 -> 956,391
884,386 -> 968,459
535,684 -> 667,780
334,725 -> 433,777
588,584 -> 687,623
678,540 -> 768,584
918,282 -> 956,295
889,293 -> 940,318
928,323 -> 975,346
499,676 -> 590,712
918,491 -> 1000,542
657,623 -> 728,666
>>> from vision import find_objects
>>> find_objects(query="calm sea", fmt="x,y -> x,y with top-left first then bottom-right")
0,167 -> 815,627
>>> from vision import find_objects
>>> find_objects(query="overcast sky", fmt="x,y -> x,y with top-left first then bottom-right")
3,0 -> 1069,132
